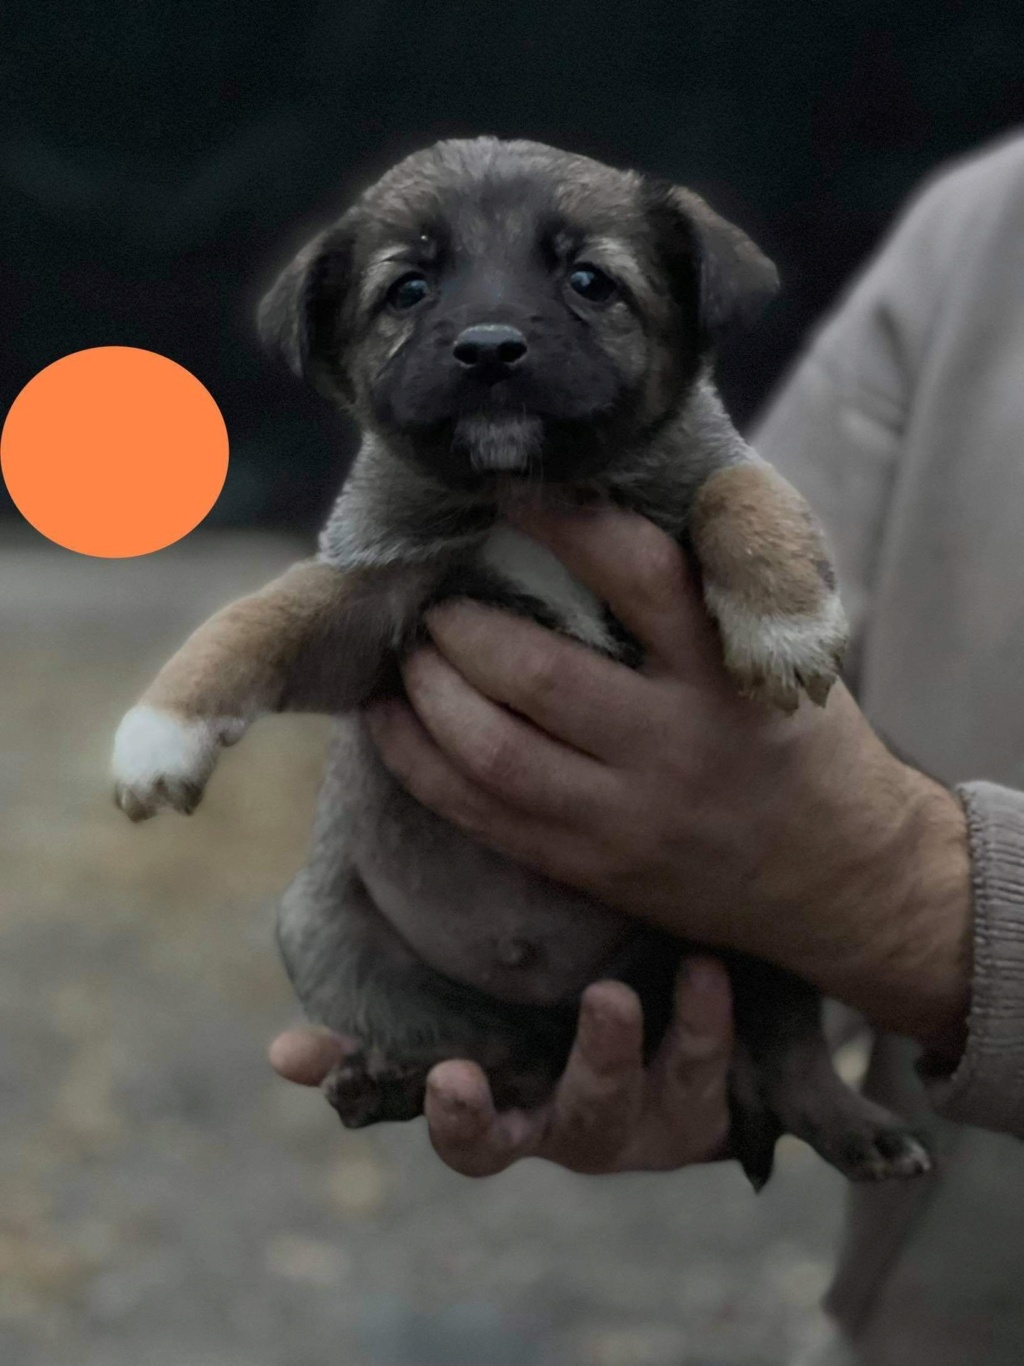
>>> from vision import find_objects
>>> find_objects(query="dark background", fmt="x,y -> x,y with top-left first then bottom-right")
3,0 -> 1023,535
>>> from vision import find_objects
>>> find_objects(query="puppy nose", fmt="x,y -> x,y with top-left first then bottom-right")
452,323 -> 528,369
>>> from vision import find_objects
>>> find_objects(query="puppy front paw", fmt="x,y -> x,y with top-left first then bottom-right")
705,584 -> 848,713
690,460 -> 848,713
111,706 -> 244,821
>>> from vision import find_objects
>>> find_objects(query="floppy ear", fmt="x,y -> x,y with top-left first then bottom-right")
643,178 -> 779,343
257,216 -> 357,400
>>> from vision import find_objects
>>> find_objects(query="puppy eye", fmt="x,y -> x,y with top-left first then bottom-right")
387,272 -> 431,311
568,263 -> 617,302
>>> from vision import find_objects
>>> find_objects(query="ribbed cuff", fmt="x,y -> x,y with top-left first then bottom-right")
922,781 -> 1024,1136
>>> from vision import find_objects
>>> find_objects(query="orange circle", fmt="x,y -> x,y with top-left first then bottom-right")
1,346 -> 229,557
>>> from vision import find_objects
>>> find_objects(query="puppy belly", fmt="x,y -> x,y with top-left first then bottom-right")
320,714 -> 637,1008
278,854 -> 584,1122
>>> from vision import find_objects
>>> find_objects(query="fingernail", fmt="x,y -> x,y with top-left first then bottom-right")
579,983 -> 641,1067
427,1076 -> 465,1114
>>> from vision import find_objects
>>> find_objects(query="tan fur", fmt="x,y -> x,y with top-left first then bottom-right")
112,556 -> 435,820
690,462 -> 833,618
140,559 -> 417,722
688,461 -> 846,712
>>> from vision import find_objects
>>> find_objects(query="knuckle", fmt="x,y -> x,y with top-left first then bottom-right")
468,727 -> 520,792
516,646 -> 561,705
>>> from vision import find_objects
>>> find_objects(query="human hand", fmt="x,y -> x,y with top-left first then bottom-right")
269,957 -> 733,1176
364,504 -> 971,1057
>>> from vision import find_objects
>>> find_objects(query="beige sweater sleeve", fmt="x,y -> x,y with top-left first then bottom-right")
753,138 -> 1024,1140
923,782 -> 1024,1135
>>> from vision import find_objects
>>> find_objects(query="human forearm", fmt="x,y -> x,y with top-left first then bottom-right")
756,743 -> 972,1059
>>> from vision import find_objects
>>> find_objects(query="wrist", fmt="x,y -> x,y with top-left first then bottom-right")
884,772 -> 972,1058
804,760 -> 972,1054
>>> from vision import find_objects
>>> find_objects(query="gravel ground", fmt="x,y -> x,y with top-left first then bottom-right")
0,528 -> 848,1366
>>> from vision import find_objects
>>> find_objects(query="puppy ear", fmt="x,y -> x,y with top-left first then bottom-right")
257,217 -> 357,399
643,179 -> 779,342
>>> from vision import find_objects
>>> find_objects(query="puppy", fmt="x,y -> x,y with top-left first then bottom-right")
111,137 -> 930,1188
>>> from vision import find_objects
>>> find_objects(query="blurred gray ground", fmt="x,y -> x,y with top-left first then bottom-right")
0,530 -> 849,1366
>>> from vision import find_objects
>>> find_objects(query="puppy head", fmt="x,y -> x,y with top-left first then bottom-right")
259,138 -> 777,485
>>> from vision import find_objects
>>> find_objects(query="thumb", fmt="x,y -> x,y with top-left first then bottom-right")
268,1028 -> 356,1086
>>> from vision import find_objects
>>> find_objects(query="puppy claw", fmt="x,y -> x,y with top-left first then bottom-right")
114,783 -> 157,823
846,1131 -> 933,1185
706,585 -> 848,715
155,775 -> 204,814
798,670 -> 834,709
741,673 -> 802,714
848,1130 -> 932,1183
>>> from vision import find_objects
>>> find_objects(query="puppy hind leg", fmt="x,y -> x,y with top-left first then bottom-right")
765,1030 -> 933,1184
727,1038 -> 785,1192
726,958 -> 932,1189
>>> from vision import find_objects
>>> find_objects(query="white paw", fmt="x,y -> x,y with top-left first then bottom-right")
111,706 -> 243,821
705,587 -> 848,713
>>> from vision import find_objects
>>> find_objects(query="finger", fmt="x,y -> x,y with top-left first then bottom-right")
424,1060 -> 545,1177
399,645 -> 617,824
424,599 -> 653,764
541,981 -> 645,1169
508,505 -> 722,682
364,698 -> 600,886
650,957 -> 733,1138
268,1028 -> 358,1086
